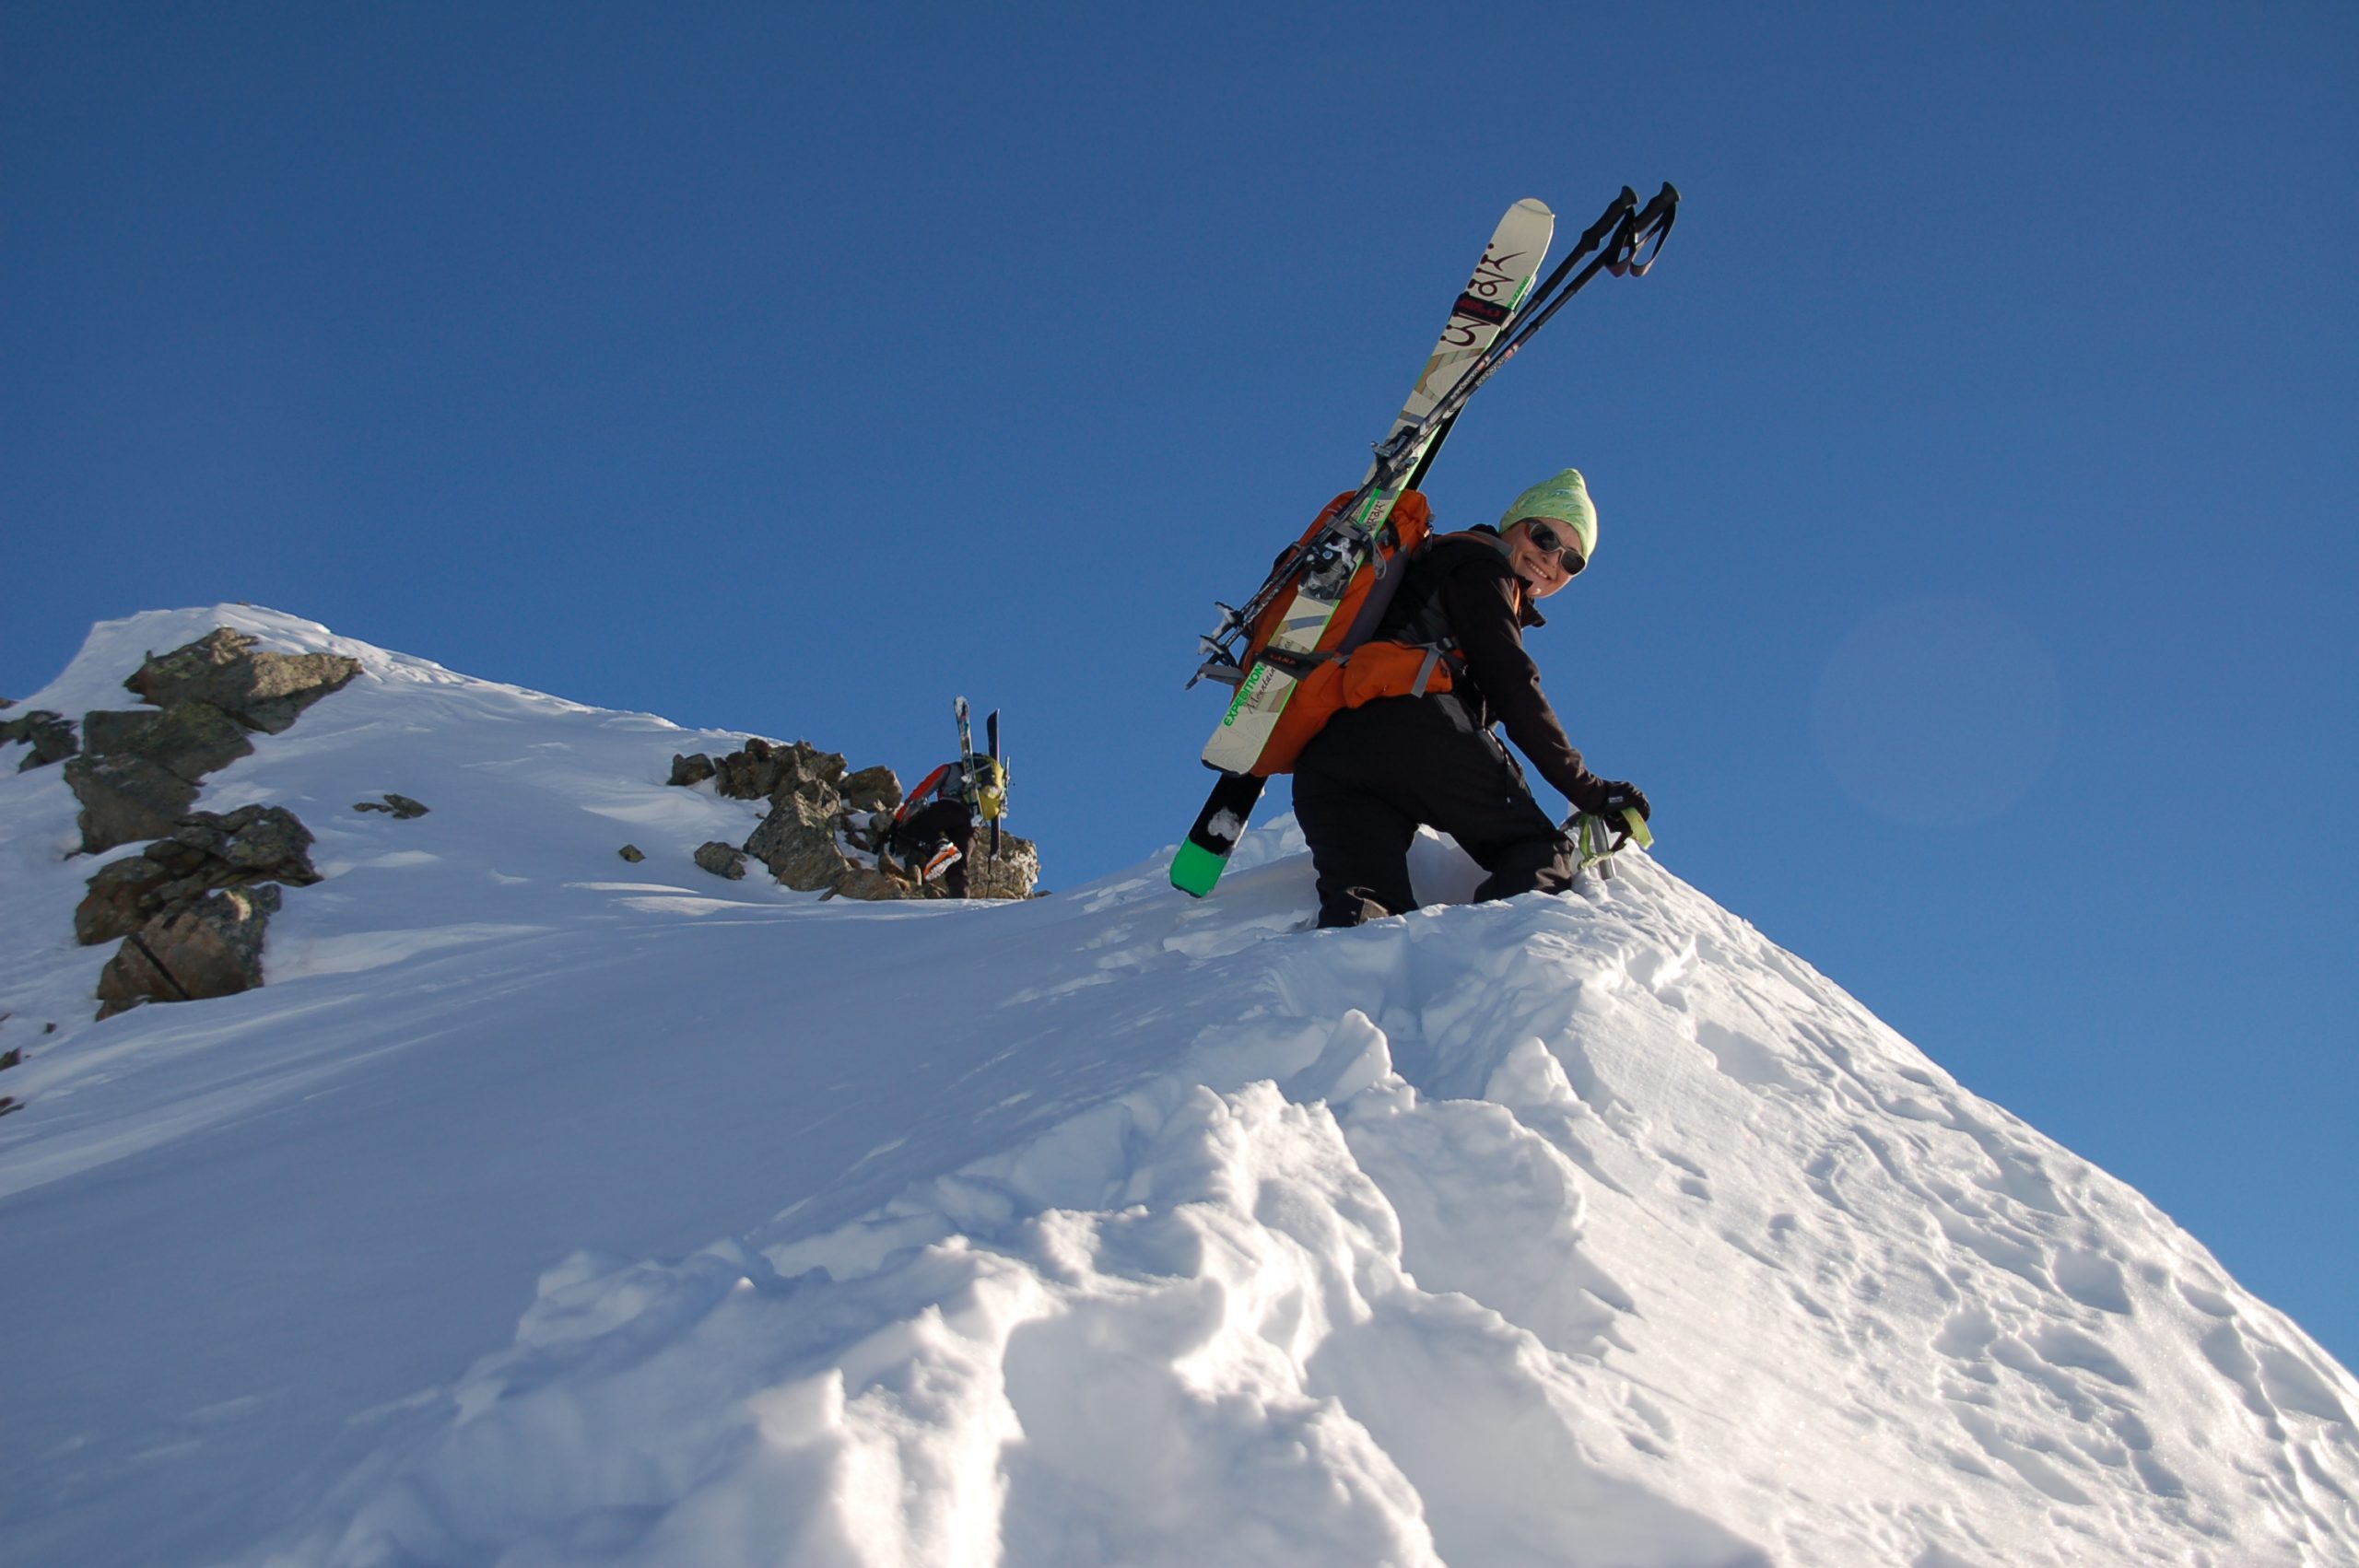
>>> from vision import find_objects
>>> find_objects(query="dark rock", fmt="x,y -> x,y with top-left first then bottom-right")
62,631 -> 351,855
1,709 -> 78,770
82,701 -> 254,779
211,805 -> 322,883
617,845 -> 645,863
78,710 -> 147,754
840,766 -> 903,813
76,856 -> 175,946
693,841 -> 748,880
66,702 -> 258,854
74,806 -> 320,945
65,754 -> 202,854
667,753 -> 717,788
354,793 -> 429,819
95,883 -> 281,1020
123,628 -> 362,734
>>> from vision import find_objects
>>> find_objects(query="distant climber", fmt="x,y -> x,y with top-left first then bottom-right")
1292,469 -> 1650,927
843,701 -> 1009,899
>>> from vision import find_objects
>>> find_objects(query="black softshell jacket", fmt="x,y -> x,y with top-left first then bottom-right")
1372,526 -> 1602,806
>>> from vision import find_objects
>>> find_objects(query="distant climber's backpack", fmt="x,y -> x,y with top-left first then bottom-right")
1240,490 -> 1492,777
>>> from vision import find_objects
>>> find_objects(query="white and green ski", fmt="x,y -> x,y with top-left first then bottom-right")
1202,199 -> 1555,778
1172,200 -> 1557,896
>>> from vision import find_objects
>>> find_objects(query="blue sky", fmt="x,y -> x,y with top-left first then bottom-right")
6,4 -> 2355,1363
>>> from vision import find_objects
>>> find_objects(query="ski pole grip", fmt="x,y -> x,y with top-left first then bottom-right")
1620,184 -> 1680,276
1573,188 -> 1638,257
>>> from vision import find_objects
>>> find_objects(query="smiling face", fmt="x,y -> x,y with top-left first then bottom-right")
1504,519 -> 1583,599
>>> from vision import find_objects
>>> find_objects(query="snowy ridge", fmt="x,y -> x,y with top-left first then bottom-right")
3,609 -> 2355,1568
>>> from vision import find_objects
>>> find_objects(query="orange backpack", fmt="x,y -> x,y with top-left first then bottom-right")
1242,490 -> 1505,777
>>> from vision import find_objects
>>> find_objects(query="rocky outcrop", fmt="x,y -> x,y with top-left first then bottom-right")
65,703 -> 256,850
0,1020 -> 24,1117
95,884 -> 281,1021
713,738 -> 844,804
964,829 -> 1042,901
65,755 -> 200,853
618,845 -> 646,863
54,627 -> 352,1018
123,627 -> 362,734
840,766 -> 902,813
1,708 -> 78,771
62,628 -> 363,854
693,841 -> 748,880
743,789 -> 849,892
354,793 -> 429,819
674,737 -> 1039,901
76,805 -> 320,947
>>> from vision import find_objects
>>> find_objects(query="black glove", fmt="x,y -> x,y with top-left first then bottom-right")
1572,778 -> 1650,822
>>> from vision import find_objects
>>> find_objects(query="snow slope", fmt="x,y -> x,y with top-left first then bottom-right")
3,607 -> 2354,1568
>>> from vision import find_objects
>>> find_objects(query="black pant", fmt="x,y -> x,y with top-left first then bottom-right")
1292,696 -> 1577,927
891,799 -> 974,897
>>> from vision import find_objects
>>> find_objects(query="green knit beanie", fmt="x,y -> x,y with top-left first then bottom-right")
1499,468 -> 1598,560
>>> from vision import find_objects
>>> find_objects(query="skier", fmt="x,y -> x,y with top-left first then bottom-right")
860,758 -> 979,896
1290,468 -> 1650,927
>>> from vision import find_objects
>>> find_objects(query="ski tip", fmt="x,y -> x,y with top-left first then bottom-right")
1512,197 -> 1555,217
1169,841 -> 1225,898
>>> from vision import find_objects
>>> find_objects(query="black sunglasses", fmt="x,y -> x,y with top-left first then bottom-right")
1520,519 -> 1587,576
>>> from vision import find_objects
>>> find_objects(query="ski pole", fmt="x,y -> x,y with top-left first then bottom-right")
1192,184 -> 1679,685
1395,184 -> 1678,457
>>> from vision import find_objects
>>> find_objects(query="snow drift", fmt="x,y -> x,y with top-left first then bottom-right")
3,607 -> 2354,1567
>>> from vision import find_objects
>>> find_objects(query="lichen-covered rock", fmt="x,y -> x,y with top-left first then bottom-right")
693,841 -> 748,880
966,830 -> 1043,901
828,864 -> 913,901
74,806 -> 321,946
840,766 -> 902,813
712,737 -> 846,804
95,883 -> 281,1020
123,627 -> 362,733
1,708 -> 78,771
742,792 -> 845,892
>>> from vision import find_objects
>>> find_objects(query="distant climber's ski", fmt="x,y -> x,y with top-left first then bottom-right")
986,708 -> 1003,857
